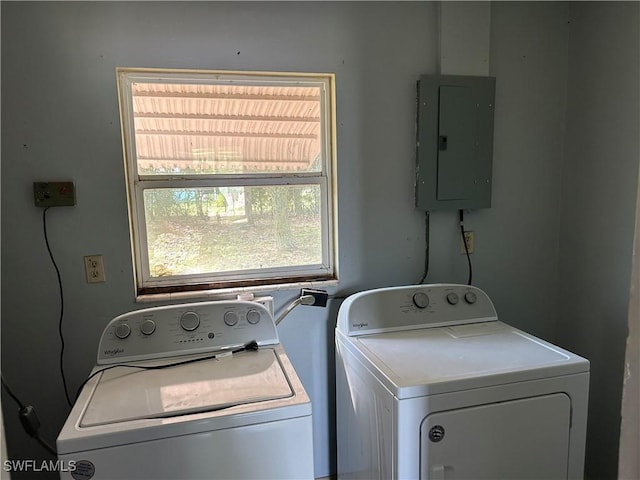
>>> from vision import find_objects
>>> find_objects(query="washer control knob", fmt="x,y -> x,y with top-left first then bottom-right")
115,323 -> 131,339
180,311 -> 200,331
464,291 -> 478,304
224,311 -> 239,326
246,309 -> 261,325
446,292 -> 459,305
412,292 -> 430,309
140,319 -> 156,335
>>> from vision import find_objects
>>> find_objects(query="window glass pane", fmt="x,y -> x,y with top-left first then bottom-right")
132,82 -> 323,175
143,185 -> 323,277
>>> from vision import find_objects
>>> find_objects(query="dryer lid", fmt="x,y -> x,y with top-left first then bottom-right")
349,321 -> 589,398
80,349 -> 293,427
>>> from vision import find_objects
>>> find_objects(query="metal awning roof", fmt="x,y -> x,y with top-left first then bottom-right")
131,82 -> 322,173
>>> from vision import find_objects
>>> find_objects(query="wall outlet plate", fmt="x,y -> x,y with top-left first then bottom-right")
33,181 -> 76,207
84,255 -> 106,283
461,231 -> 475,254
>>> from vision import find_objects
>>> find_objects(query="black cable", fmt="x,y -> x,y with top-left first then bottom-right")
419,211 -> 430,283
459,210 -> 473,285
1,375 -> 26,409
74,340 -> 259,402
43,207 -> 72,407
1,375 -> 57,456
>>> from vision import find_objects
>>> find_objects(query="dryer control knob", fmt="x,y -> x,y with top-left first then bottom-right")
180,311 -> 200,331
446,292 -> 459,305
140,319 -> 156,335
464,291 -> 477,304
224,311 -> 239,326
246,309 -> 261,325
115,323 -> 131,339
412,292 -> 430,309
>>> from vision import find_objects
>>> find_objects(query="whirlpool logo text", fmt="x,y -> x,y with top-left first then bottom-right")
103,348 -> 124,356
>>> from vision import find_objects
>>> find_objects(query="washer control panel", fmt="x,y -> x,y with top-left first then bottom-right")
338,284 -> 498,336
97,301 -> 278,364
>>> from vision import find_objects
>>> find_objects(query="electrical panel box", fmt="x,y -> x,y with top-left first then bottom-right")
416,75 -> 495,211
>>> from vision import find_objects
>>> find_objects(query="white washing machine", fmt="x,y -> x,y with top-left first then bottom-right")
335,284 -> 589,480
57,300 -> 314,480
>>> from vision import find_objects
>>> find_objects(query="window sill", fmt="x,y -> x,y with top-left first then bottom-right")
135,279 -> 339,304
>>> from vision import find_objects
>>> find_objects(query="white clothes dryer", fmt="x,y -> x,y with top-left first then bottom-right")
335,284 -> 589,480
57,300 -> 314,480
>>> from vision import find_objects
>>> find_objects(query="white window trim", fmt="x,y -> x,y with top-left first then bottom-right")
116,67 -> 338,297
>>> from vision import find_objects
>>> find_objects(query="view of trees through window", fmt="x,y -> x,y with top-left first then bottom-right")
144,185 -> 322,277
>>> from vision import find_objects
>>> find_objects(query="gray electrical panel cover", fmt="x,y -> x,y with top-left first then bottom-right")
416,74 -> 496,211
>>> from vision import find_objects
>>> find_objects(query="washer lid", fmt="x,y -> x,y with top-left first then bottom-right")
80,349 -> 292,427
350,321 -> 589,398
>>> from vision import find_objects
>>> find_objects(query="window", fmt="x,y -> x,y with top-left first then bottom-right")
117,68 -> 337,296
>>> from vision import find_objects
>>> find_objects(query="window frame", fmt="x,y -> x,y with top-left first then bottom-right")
116,67 -> 338,297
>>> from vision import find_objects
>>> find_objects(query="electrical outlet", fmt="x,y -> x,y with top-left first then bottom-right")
84,255 -> 106,283
301,288 -> 329,307
33,181 -> 76,207
460,231 -> 475,254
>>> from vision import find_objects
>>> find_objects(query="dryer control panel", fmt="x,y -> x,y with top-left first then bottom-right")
337,284 -> 498,336
97,301 -> 278,364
